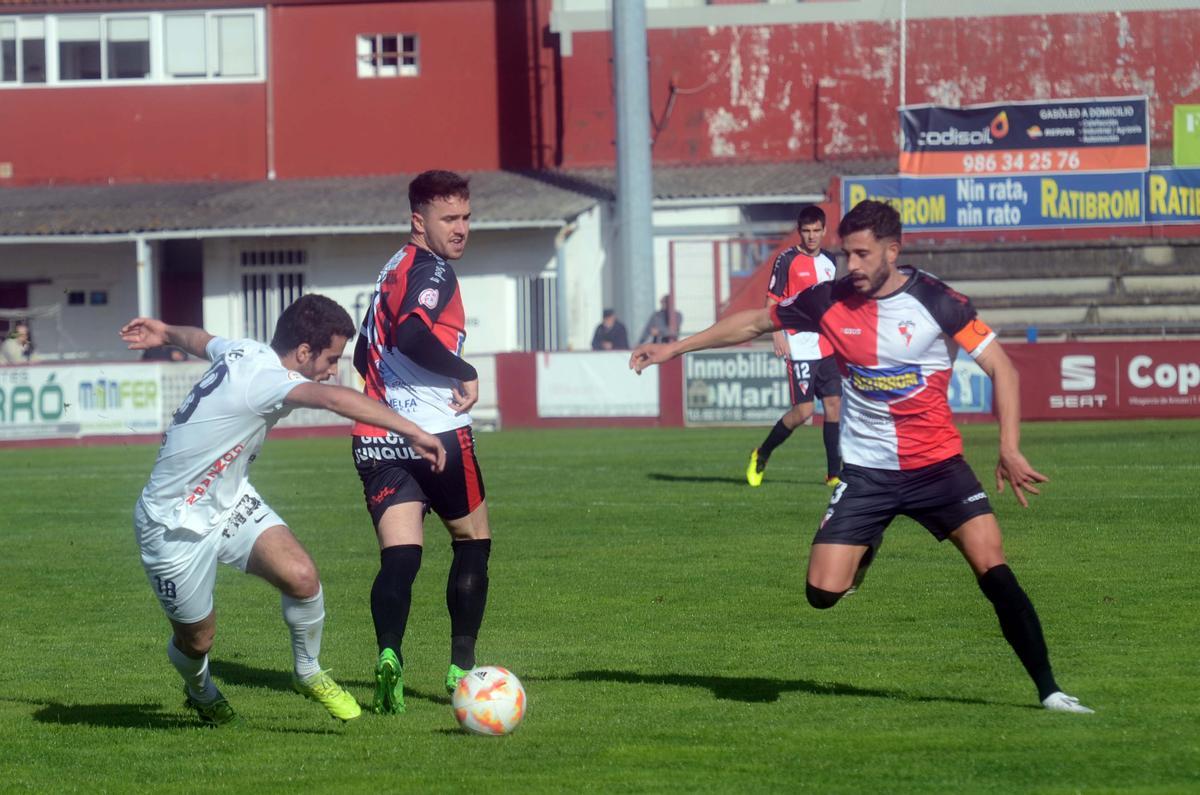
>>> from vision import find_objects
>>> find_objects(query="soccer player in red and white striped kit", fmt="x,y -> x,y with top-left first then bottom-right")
631,199 -> 1092,714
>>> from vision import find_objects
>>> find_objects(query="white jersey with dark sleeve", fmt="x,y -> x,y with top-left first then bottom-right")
137,337 -> 307,534
356,245 -> 471,436
771,268 -> 996,470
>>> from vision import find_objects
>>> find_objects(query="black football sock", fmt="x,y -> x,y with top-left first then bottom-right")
447,539 -> 491,670
822,420 -> 841,478
371,544 -> 423,665
758,419 -> 794,461
977,564 -> 1060,701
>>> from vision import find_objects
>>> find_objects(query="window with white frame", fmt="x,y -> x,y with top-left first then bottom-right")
0,10 -> 264,87
240,249 -> 307,342
356,33 -> 418,78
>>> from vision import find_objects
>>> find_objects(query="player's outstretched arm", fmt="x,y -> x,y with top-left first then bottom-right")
975,341 -> 1048,507
285,382 -> 447,472
120,317 -> 214,359
629,308 -> 776,374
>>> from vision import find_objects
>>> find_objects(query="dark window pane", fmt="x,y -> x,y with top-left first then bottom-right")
21,39 -> 45,83
1,41 -> 14,82
60,41 -> 102,80
108,41 -> 150,79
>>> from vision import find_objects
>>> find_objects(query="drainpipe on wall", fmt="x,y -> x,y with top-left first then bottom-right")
135,236 -> 156,319
554,221 -> 578,350
266,4 -> 277,180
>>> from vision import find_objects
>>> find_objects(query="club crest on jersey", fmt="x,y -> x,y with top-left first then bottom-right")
898,320 -> 916,347
847,363 -> 925,402
418,288 -> 439,309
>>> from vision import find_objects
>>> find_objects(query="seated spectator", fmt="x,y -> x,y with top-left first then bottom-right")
1,320 -> 33,364
591,309 -> 630,350
638,295 -> 682,345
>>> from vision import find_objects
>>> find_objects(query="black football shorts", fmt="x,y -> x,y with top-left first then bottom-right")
814,454 -> 992,547
353,426 -> 486,526
788,355 -> 842,405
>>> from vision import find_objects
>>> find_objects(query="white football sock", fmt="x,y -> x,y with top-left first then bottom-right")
282,585 -> 324,680
167,637 -> 219,702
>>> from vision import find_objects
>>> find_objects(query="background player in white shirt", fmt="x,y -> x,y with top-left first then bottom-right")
123,294 -> 446,727
630,201 -> 1092,714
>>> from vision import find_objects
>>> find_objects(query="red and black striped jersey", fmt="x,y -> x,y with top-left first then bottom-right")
767,247 -> 837,360
771,267 -> 995,470
354,243 -> 470,436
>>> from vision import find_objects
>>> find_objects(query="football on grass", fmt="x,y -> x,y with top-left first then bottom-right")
451,666 -> 526,735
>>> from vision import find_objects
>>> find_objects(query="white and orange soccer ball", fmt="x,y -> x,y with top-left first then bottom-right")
451,665 -> 527,735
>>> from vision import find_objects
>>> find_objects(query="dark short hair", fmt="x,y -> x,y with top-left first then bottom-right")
602,308 -> 616,319
270,294 -> 355,355
409,170 -> 470,214
838,199 -> 902,243
797,205 -> 826,228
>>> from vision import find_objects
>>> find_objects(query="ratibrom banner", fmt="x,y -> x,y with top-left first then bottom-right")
900,97 -> 1149,177
842,172 -> 1145,231
1146,167 -> 1200,223
684,350 -> 990,426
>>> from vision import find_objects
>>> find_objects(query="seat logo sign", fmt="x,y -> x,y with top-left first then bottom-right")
1060,355 -> 1095,391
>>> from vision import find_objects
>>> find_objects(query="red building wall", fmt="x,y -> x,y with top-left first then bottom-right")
549,9 -> 1200,168
1,84 -> 267,185
271,0 -> 504,178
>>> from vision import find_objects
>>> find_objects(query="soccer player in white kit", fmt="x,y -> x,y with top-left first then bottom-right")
123,295 -> 446,727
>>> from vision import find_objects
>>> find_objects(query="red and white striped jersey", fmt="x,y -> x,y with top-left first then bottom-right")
354,243 -> 470,436
767,247 -> 837,360
771,267 -> 995,470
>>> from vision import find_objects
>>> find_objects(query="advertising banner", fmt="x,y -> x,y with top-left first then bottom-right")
1174,105 -> 1200,166
1006,341 -> 1200,420
0,363 -> 163,440
900,97 -> 1149,176
684,350 -> 991,426
536,352 -> 659,418
842,171 -> 1144,231
1146,167 -> 1200,224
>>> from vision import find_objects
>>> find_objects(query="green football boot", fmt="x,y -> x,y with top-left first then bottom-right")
293,670 -> 362,722
373,648 -> 405,715
446,664 -> 470,695
183,687 -> 243,728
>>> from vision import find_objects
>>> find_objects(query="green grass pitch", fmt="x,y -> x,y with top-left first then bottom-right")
1,420 -> 1197,793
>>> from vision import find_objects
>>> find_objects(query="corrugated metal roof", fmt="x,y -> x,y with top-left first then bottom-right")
0,161 -> 864,238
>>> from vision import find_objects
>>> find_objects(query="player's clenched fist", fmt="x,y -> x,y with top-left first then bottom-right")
629,343 -> 672,374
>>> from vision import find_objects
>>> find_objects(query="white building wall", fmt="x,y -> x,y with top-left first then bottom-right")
650,205 -> 743,339
1,241 -> 140,360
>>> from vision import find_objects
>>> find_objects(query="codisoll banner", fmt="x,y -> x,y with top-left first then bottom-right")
899,97 -> 1149,176
1006,341 -> 1200,420
683,349 -> 992,426
0,363 -> 164,440
842,171 -> 1144,231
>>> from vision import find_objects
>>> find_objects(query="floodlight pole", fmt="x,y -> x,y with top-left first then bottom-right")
613,0 -> 655,344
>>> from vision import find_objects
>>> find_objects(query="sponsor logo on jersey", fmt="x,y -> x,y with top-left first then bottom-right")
898,320 -> 915,347
841,327 -> 862,336
419,288 -> 440,309
847,363 -> 925,401
1060,355 -> 1096,390
185,443 -> 246,505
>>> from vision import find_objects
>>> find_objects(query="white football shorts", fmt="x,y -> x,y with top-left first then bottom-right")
133,484 -> 284,624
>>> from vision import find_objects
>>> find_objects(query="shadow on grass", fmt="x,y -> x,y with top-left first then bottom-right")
212,659 -> 452,707
565,670 -> 1002,708
20,697 -> 344,734
647,472 -> 761,486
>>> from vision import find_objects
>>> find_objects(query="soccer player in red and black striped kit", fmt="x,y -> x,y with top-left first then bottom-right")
631,200 -> 1093,714
351,170 -> 492,714
748,205 -> 843,488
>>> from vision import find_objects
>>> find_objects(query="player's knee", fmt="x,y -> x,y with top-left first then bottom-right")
281,560 -> 320,599
806,582 -> 846,610
175,628 -> 214,657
